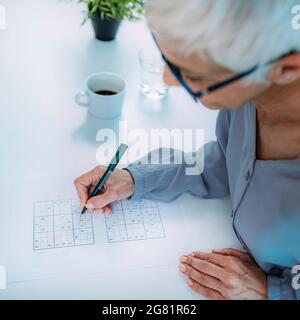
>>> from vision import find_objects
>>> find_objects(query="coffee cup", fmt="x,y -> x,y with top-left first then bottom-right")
75,72 -> 126,119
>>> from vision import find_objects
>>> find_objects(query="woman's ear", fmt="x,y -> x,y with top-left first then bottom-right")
268,53 -> 300,84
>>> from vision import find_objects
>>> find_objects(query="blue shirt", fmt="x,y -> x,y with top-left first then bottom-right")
127,102 -> 300,300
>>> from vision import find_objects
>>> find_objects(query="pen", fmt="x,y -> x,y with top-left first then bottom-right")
81,143 -> 128,215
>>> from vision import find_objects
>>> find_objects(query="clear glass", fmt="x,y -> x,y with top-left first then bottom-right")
139,49 -> 168,99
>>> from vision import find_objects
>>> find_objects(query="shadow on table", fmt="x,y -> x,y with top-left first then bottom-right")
72,91 -> 171,145
72,37 -> 124,80
71,112 -> 120,146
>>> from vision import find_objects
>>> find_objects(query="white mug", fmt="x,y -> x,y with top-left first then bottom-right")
75,72 -> 126,119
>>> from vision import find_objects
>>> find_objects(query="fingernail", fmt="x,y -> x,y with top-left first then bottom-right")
180,256 -> 187,262
187,279 -> 193,286
86,203 -> 94,209
180,264 -> 187,272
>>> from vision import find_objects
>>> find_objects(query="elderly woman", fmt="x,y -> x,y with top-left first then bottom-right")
74,0 -> 300,300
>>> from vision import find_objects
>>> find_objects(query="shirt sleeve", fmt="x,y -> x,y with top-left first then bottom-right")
268,268 -> 300,300
126,109 -> 231,201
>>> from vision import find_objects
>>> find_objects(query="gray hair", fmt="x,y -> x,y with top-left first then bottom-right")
146,0 -> 300,82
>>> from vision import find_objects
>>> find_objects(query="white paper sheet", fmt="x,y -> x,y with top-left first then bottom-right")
8,179 -> 189,283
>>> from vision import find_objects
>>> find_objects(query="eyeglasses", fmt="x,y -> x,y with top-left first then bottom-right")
152,34 -> 296,102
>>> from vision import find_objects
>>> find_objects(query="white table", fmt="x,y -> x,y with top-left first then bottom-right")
0,0 -> 240,299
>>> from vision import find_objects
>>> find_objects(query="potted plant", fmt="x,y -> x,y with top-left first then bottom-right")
79,0 -> 144,41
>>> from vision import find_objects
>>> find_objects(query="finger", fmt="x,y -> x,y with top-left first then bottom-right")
86,191 -> 115,210
91,206 -> 103,213
212,248 -> 253,263
74,179 -> 90,207
90,205 -> 111,213
89,203 -> 111,214
103,204 -> 112,214
187,279 -> 224,300
189,251 -> 229,268
179,263 -> 223,293
74,167 -> 103,206
180,255 -> 225,280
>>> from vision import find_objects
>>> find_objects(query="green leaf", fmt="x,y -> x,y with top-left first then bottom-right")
68,0 -> 145,21
90,5 -> 98,15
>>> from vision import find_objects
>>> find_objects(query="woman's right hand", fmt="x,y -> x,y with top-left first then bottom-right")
74,166 -> 135,213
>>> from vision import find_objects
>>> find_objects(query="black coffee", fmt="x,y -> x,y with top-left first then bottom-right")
94,90 -> 117,96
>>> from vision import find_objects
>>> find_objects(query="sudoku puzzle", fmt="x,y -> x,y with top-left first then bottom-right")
105,199 -> 165,243
33,199 -> 95,250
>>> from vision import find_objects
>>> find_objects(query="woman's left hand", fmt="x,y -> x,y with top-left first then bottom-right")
179,248 -> 267,300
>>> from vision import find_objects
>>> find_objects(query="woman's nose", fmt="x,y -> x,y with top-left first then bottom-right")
163,66 -> 180,86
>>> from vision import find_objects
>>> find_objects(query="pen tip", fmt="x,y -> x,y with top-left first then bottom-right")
81,207 -> 87,215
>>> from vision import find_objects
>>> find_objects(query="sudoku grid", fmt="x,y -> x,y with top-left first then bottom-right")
33,199 -> 95,250
33,198 -> 165,249
105,199 -> 165,243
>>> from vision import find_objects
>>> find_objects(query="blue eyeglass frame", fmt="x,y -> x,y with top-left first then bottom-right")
152,34 -> 296,102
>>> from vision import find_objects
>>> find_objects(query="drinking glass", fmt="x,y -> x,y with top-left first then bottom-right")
139,49 -> 168,98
